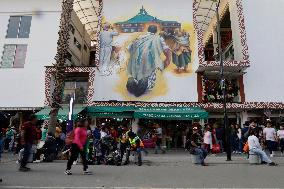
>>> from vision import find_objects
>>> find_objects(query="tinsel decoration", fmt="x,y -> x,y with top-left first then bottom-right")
49,0 -> 75,134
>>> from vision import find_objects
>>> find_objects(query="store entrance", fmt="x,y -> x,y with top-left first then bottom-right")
138,119 -> 194,149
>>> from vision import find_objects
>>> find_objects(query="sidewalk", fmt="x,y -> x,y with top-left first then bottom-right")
1,150 -> 284,188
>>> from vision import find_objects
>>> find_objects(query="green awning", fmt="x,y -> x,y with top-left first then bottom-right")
86,106 -> 135,118
90,112 -> 133,118
87,106 -> 208,120
35,106 -> 86,121
87,106 -> 135,113
133,107 -> 208,120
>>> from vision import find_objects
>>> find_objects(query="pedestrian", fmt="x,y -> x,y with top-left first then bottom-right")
277,125 -> 284,156
203,125 -> 212,153
190,127 -> 208,166
65,119 -> 92,175
124,131 -> 143,166
215,125 -> 224,152
248,130 -> 277,166
100,126 -> 110,160
19,115 -> 37,171
236,124 -> 242,153
230,124 -> 238,153
4,127 -> 13,151
41,125 -> 48,141
35,132 -> 56,162
154,124 -> 165,154
92,125 -> 101,164
263,120 -> 277,157
118,126 -> 128,162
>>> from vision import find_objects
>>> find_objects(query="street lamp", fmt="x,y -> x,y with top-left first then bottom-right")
215,0 -> 231,161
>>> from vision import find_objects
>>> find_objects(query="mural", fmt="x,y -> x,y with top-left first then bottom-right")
93,0 -> 198,102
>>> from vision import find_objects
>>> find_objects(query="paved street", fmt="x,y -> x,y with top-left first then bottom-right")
1,151 -> 284,189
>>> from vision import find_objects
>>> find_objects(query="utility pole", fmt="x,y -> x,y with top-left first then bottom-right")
215,0 -> 231,161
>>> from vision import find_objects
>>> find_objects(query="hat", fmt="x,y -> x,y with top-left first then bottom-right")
193,127 -> 198,130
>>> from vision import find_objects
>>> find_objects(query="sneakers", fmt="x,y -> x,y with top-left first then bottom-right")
270,154 -> 274,157
83,169 -> 92,175
268,162 -> 278,166
201,162 -> 209,166
19,167 -> 31,172
65,170 -> 72,175
261,161 -> 268,164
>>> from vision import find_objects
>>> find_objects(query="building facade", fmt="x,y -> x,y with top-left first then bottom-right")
0,0 -> 284,127
0,0 -> 91,111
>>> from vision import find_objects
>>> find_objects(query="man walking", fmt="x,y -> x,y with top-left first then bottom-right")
263,120 -> 277,157
19,115 -> 37,171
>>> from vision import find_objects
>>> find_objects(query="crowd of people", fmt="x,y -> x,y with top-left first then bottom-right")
186,120 -> 283,166
1,115 -> 283,173
0,115 -> 151,174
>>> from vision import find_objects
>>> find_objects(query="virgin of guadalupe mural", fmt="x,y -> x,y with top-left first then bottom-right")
94,0 -> 197,102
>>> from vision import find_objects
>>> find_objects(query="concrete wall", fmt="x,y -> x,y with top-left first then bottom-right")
242,0 -> 284,102
68,11 -> 91,66
0,0 -> 62,108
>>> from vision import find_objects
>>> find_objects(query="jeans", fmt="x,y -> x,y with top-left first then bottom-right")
250,148 -> 272,163
238,138 -> 243,153
266,140 -> 275,155
67,143 -> 88,171
280,139 -> 284,153
155,138 -> 165,154
125,147 -> 142,165
20,143 -> 32,168
194,147 -> 207,164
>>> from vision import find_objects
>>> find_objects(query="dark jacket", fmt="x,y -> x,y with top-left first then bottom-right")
22,121 -> 37,144
43,136 -> 56,153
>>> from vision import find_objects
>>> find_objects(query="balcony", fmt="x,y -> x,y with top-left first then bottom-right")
201,77 -> 241,103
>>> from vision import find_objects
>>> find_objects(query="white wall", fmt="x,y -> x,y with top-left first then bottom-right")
0,0 -> 62,108
229,0 -> 243,62
243,0 -> 284,102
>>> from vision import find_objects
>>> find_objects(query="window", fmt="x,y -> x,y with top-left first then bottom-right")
6,16 -> 32,38
1,44 -> 27,68
69,24 -> 75,34
63,81 -> 88,104
74,37 -> 81,50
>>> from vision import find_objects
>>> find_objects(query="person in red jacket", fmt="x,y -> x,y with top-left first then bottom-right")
19,115 -> 37,172
65,119 -> 92,175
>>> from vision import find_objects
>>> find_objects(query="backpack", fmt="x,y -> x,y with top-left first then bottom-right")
65,131 -> 74,145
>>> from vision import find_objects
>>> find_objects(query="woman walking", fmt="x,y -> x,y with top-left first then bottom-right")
65,119 -> 92,175
203,126 -> 212,153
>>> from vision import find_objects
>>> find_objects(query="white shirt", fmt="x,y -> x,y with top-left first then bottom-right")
248,135 -> 262,150
237,128 -> 242,139
263,127 -> 276,141
100,131 -> 107,138
277,130 -> 284,139
203,131 -> 212,145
